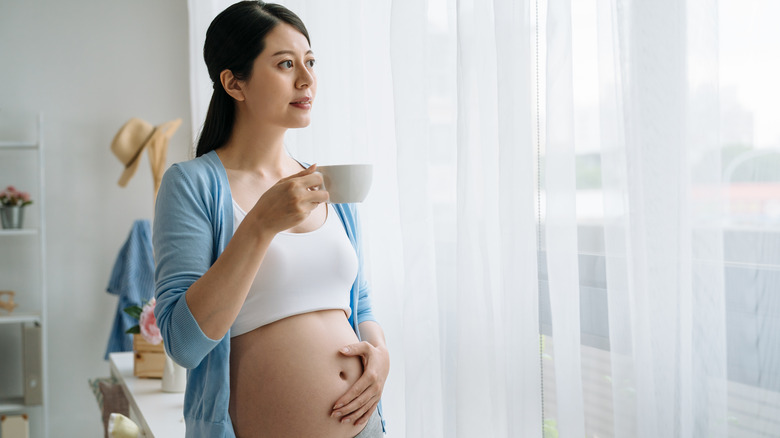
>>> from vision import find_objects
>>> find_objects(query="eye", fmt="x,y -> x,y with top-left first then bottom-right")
306,59 -> 316,68
279,60 -> 293,69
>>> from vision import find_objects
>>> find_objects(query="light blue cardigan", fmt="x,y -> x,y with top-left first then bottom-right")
153,150 -> 384,437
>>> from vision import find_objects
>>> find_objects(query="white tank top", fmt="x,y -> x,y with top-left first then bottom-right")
230,201 -> 357,337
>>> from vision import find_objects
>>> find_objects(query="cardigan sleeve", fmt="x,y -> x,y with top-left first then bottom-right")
153,164 -> 221,369
350,204 -> 377,326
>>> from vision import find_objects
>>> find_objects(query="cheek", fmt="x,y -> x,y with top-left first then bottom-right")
247,86 -> 285,112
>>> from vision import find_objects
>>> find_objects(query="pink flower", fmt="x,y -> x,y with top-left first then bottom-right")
0,185 -> 33,207
139,298 -> 162,345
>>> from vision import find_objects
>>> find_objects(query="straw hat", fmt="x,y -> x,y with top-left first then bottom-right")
111,118 -> 182,187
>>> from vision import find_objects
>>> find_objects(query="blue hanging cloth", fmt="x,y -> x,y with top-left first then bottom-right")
104,219 -> 154,359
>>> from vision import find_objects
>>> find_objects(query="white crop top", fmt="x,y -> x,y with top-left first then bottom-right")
230,201 -> 357,337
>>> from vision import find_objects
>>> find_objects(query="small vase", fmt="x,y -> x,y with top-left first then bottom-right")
0,206 -> 25,229
161,353 -> 186,393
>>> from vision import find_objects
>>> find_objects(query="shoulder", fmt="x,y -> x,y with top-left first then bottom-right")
156,151 -> 232,221
168,151 -> 224,180
162,151 -> 228,192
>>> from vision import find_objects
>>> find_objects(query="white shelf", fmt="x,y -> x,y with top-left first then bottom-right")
0,228 -> 38,236
0,396 -> 27,413
0,313 -> 41,325
0,112 -> 47,436
0,141 -> 38,149
0,397 -> 41,413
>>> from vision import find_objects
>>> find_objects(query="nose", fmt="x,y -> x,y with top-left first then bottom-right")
296,65 -> 314,89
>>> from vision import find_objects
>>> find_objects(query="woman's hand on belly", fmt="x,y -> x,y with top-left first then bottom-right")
330,340 -> 390,426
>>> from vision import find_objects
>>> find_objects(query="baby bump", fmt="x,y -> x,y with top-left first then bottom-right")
229,310 -> 368,438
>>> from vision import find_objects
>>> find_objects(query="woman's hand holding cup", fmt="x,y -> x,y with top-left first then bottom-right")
250,164 -> 329,236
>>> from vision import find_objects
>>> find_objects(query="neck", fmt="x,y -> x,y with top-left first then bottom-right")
217,111 -> 291,177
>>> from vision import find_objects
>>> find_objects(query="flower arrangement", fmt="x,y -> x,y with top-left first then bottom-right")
0,185 -> 33,207
124,298 -> 162,345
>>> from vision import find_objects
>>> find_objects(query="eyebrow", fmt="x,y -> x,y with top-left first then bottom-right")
271,49 -> 314,57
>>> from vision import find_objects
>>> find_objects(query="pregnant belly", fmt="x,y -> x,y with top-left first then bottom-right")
229,309 -> 367,438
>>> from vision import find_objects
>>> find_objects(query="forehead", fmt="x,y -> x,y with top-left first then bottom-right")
261,22 -> 311,56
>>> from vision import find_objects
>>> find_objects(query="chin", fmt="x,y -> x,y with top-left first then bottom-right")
289,119 -> 312,129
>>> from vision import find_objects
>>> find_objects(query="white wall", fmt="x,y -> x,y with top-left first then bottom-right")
0,1 -> 191,435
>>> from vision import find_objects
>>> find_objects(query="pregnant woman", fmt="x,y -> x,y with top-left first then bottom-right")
152,2 -> 389,437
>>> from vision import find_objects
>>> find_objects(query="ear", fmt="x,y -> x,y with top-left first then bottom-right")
220,69 -> 245,102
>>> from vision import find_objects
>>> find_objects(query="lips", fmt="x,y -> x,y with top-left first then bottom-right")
291,97 -> 312,104
290,97 -> 313,111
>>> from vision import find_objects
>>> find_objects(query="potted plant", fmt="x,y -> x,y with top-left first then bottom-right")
0,185 -> 33,229
124,299 -> 185,391
124,298 -> 165,378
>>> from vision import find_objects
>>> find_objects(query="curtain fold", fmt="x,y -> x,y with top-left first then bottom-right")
454,0 -> 502,435
494,0 -> 544,436
389,0 -> 445,435
544,0 -> 586,435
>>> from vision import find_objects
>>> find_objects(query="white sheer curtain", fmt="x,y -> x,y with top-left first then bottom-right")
543,0 -> 728,435
187,0 -> 780,437
542,0 -> 780,437
602,1 -> 728,436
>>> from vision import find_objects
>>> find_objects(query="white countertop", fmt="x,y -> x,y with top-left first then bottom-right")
108,352 -> 186,438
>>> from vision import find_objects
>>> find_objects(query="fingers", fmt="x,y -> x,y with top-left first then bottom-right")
331,385 -> 380,425
286,166 -> 327,202
354,402 -> 379,426
332,372 -> 371,412
299,172 -> 325,193
342,401 -> 379,426
269,167 -> 326,204
279,164 -> 320,190
282,163 -> 317,180
307,190 -> 329,205
339,343 -> 371,357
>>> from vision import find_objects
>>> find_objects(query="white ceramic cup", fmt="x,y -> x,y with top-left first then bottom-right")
316,164 -> 373,204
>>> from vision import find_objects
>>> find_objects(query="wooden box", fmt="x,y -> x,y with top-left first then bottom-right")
133,334 -> 165,378
1,414 -> 30,438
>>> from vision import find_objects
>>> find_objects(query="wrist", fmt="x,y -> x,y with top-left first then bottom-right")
238,214 -> 276,246
358,321 -> 387,351
371,341 -> 388,352
363,338 -> 388,356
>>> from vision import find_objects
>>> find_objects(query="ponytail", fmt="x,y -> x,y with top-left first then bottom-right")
196,86 -> 234,157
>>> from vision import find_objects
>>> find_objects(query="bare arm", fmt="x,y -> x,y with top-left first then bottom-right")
184,214 -> 273,340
